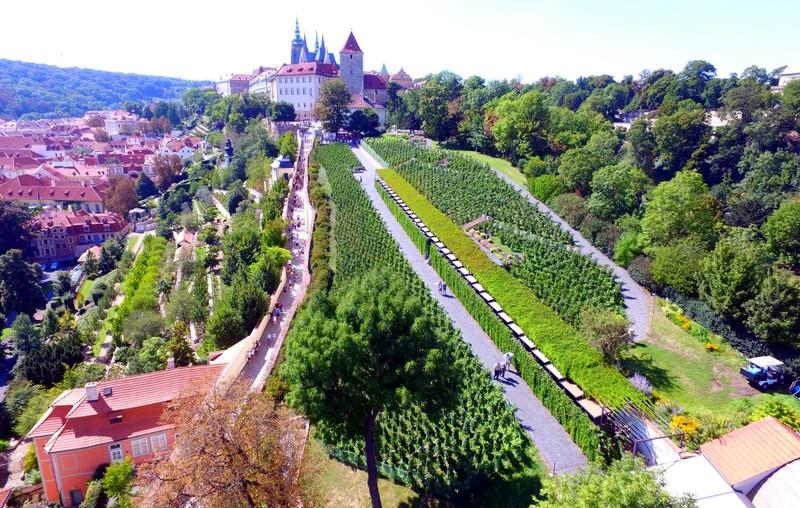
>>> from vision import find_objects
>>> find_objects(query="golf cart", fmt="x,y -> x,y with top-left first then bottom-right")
740,356 -> 785,390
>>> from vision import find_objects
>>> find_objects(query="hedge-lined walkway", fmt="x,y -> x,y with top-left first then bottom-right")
352,145 -> 587,475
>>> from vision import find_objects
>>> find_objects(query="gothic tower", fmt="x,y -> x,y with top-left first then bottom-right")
339,31 -> 364,96
290,19 -> 304,65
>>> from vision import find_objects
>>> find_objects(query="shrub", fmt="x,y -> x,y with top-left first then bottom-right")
528,174 -> 570,202
629,373 -> 653,396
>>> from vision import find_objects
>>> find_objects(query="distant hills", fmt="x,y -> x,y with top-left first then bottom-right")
0,59 -> 212,119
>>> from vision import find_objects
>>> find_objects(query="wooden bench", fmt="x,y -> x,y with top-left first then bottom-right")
472,282 -> 484,292
577,399 -> 604,421
457,267 -> 469,276
452,260 -> 464,269
445,253 -> 457,262
497,312 -> 513,324
465,275 -> 477,284
440,247 -> 451,255
519,335 -> 535,351
488,301 -> 502,313
508,323 -> 524,336
479,291 -> 494,303
434,242 -> 445,249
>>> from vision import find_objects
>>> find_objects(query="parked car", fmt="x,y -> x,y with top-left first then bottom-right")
49,261 -> 59,270
740,356 -> 785,389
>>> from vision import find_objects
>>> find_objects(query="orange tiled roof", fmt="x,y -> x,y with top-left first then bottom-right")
701,416 -> 800,486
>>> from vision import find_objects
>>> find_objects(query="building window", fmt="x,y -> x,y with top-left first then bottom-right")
70,489 -> 83,506
132,437 -> 150,457
150,433 -> 168,452
109,443 -> 124,463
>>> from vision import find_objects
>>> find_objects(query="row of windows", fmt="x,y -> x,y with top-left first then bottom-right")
279,88 -> 314,97
279,76 -> 322,84
109,432 -> 168,463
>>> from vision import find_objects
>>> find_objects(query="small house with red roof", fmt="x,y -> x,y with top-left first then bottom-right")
27,365 -> 224,507
30,210 -> 128,262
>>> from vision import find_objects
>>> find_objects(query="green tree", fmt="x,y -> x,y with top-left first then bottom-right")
104,175 -> 138,215
167,321 -> 194,367
640,170 -> 719,249
626,118 -> 657,175
315,79 -> 351,132
745,268 -> 800,345
205,297 -> 246,349
282,269 -> 455,508
558,147 -> 604,195
348,109 -> 380,136
579,307 -> 631,363
650,238 -> 708,295
491,90 -> 550,161
0,249 -> 45,316
528,174 -> 570,202
762,199 -> 800,267
9,314 -> 39,355
0,201 -> 37,255
271,101 -> 296,122
135,173 -> 158,199
652,105 -> 709,177
417,71 -> 463,141
538,454 -> 696,508
699,230 -> 769,319
103,458 -> 134,507
587,163 -> 650,220
127,337 -> 168,375
249,247 -> 291,295
278,132 -> 298,162
122,310 -> 164,347
54,271 -> 73,297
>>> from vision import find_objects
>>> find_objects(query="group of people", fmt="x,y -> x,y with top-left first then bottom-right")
437,281 -> 449,296
492,352 -> 514,381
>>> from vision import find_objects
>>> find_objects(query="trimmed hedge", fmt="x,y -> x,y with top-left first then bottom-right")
378,182 -> 615,463
378,169 -> 645,409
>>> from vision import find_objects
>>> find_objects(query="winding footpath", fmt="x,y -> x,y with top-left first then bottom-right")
488,167 -> 653,341
352,145 -> 588,475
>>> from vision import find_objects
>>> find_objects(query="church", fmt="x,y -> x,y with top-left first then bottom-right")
269,20 -> 412,126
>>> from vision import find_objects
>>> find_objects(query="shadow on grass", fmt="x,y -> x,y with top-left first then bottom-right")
621,344 -> 676,392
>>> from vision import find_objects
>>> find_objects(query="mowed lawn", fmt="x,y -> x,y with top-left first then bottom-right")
302,437 -> 421,508
455,150 -> 527,188
622,304 -> 760,416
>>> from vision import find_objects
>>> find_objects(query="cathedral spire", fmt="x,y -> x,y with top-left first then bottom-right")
315,31 -> 319,52
293,18 -> 302,44
317,34 -> 327,63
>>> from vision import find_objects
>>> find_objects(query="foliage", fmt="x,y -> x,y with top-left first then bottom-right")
586,163 -> 650,220
102,458 -> 133,506
136,383 -> 307,507
762,199 -> 800,267
749,398 -> 800,430
0,249 -> 44,316
278,132 -> 298,161
744,268 -> 800,345
538,455 -> 696,508
699,229 -> 769,319
104,175 -> 139,215
154,154 -> 183,191
127,337 -> 168,374
0,201 -> 38,255
122,310 -> 164,347
650,238 -> 708,295
0,58 -> 208,119
12,385 -> 61,436
641,170 -> 719,249
135,173 -> 158,199
579,307 -> 632,363
528,174 -> 569,202
315,78 -> 351,132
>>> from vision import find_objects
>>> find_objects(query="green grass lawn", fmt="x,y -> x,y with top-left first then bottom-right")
622,303 -> 760,416
76,278 -> 96,306
126,235 -> 138,252
455,150 -> 527,188
303,437 -> 421,508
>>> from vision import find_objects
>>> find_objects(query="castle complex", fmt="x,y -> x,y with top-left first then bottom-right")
265,20 -> 414,126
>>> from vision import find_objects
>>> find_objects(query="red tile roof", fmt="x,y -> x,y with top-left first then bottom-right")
341,31 -> 363,53
0,175 -> 107,203
0,136 -> 33,150
363,74 -> 387,90
33,210 -> 126,235
348,95 -> 385,110
276,62 -> 339,77
0,488 -> 12,508
701,416 -> 800,486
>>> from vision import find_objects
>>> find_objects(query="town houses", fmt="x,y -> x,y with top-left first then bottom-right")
0,110 -> 206,264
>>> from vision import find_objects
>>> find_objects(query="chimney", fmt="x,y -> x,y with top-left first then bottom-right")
167,357 -> 176,369
85,382 -> 99,402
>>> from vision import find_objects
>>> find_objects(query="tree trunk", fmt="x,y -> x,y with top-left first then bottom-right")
364,409 -> 382,508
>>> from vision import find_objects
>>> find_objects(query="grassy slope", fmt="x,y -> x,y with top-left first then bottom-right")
379,168 -> 642,407
624,303 -> 800,416
456,150 -> 527,187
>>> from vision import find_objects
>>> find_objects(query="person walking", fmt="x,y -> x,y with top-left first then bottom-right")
492,362 -> 501,380
437,281 -> 443,295
503,352 -> 514,373
442,283 -> 448,296
499,360 -> 507,379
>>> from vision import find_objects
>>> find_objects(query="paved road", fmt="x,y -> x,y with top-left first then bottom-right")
352,145 -> 587,475
488,168 -> 652,341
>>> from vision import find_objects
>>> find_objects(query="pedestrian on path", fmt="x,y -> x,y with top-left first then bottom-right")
503,352 -> 513,372
442,283 -> 448,297
437,281 -> 443,295
492,362 -> 501,380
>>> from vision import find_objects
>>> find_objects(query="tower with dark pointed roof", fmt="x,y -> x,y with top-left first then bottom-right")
339,31 -> 364,96
290,18 -> 304,65
317,35 -> 327,64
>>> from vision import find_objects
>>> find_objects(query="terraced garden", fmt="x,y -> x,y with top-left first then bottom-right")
297,143 -> 544,502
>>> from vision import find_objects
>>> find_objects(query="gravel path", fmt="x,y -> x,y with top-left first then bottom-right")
488,168 -> 653,341
352,145 -> 588,475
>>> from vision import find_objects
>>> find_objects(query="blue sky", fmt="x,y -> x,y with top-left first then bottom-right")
3,0 -> 797,82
